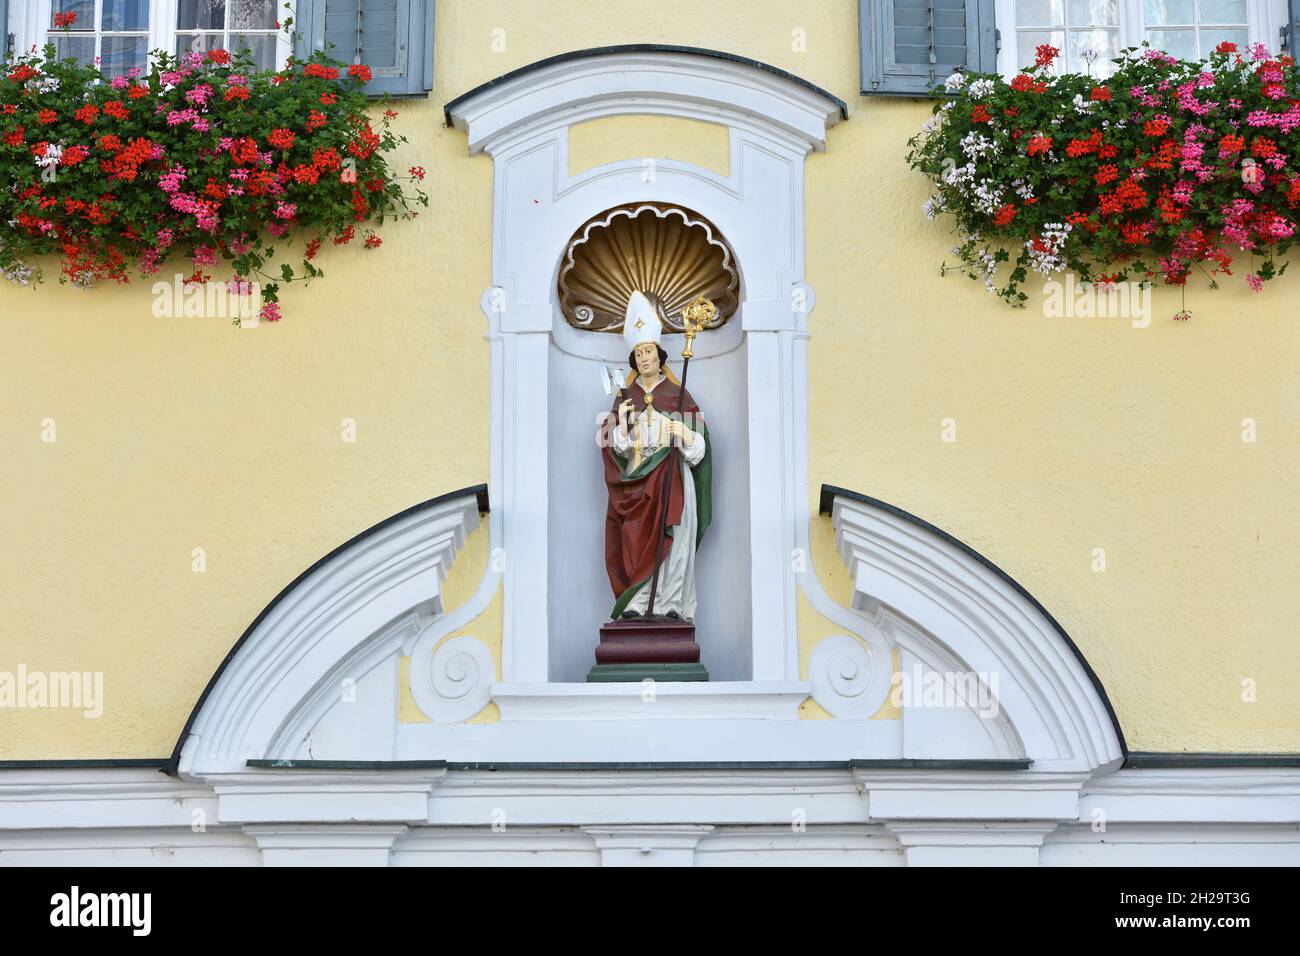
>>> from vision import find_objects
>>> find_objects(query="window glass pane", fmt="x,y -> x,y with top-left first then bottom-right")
52,35 -> 96,63
231,33 -> 277,70
1199,0 -> 1247,22
177,32 -> 219,56
230,0 -> 276,31
1200,26 -> 1249,48
178,0 -> 227,30
1067,0 -> 1117,27
1017,30 -> 1066,70
101,35 -> 150,76
102,0 -> 150,31
1069,28 -> 1119,72
51,0 -> 95,30
1144,0 -> 1195,25
1016,0 -> 1065,27
1147,28 -> 1198,57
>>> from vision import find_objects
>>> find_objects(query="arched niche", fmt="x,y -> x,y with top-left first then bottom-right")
546,201 -> 750,681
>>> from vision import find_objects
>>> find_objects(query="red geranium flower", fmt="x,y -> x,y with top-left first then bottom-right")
347,64 -> 373,83
206,49 -> 231,65
971,104 -> 991,123
1035,44 -> 1059,67
267,128 -> 295,151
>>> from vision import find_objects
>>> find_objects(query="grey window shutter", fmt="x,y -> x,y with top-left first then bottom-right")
859,0 -> 996,96
1285,0 -> 1300,57
1,0 -> 11,60
295,0 -> 434,97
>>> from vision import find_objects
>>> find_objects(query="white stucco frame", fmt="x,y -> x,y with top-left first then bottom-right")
446,49 -> 851,698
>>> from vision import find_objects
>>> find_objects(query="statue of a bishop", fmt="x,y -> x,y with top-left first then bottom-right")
603,292 -> 713,622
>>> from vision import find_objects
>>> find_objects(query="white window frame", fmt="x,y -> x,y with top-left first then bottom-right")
995,0 -> 1289,76
16,0 -> 291,70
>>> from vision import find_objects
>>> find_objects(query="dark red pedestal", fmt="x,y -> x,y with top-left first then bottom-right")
586,618 -> 709,682
594,618 -> 700,664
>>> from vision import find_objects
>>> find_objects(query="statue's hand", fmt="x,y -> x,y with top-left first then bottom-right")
618,399 -> 635,434
665,420 -> 694,448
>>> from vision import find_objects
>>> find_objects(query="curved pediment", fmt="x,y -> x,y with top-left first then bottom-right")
173,488 -> 488,776
818,485 -> 1126,774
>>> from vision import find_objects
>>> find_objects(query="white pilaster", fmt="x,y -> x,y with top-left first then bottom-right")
244,825 -> 408,867
582,825 -> 715,867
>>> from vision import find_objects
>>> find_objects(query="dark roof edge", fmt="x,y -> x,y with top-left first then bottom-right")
442,44 -> 849,126
162,483 -> 490,776
6,754 -> 1296,773
246,758 -> 1030,772
1124,752 -> 1300,769
818,483 -> 1130,758
0,759 -> 169,770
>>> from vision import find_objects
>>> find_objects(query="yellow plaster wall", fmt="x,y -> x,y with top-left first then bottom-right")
1,0 -> 1295,757
568,115 -> 730,177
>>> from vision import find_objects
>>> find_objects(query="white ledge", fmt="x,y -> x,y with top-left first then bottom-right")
491,681 -> 811,721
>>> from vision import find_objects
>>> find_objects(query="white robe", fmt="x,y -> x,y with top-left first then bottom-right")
611,403 -> 707,621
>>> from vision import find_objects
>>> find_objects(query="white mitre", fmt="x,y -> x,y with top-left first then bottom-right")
623,291 -> 662,349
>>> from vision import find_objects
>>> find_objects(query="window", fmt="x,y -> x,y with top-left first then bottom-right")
1144,0 -> 1250,59
175,0 -> 280,71
997,0 -> 1286,77
17,0 -> 435,95
49,0 -> 151,77
1013,0 -> 1120,75
859,0 -> 1290,94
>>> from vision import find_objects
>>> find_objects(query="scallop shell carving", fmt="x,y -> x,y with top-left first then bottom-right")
558,203 -> 739,333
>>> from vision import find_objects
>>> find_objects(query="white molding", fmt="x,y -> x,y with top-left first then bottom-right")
491,681 -> 810,721
853,769 -> 1092,822
177,492 -> 481,775
208,770 -> 444,824
828,493 -> 1125,773
3,766 -> 1298,864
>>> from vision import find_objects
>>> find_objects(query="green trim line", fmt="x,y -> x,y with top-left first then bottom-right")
1124,753 -> 1300,769
241,758 -> 1034,772
587,662 -> 709,683
247,759 -> 449,770
0,759 -> 168,769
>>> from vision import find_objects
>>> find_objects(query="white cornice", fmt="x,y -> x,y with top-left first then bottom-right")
447,50 -> 844,156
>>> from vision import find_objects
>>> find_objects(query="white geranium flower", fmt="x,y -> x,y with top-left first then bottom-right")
35,143 -> 62,169
3,263 -> 35,286
943,71 -> 968,93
